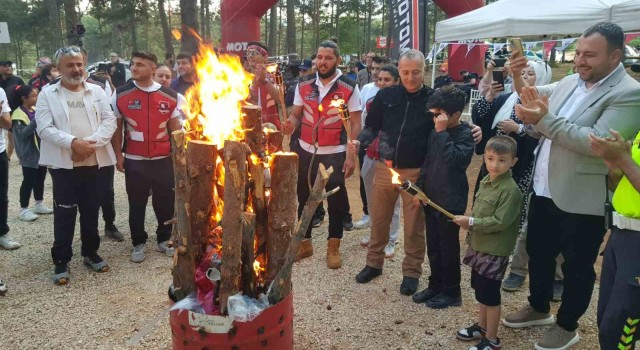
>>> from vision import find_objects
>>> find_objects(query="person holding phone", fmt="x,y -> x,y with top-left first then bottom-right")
478,58 -> 512,97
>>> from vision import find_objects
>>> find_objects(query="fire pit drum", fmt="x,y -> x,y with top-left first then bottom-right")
170,292 -> 293,350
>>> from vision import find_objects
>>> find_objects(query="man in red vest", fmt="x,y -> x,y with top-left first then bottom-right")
245,42 -> 285,130
111,51 -> 182,263
283,40 -> 362,269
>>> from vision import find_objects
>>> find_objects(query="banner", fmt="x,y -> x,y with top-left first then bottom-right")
425,44 -> 436,61
492,43 -> 506,56
625,33 -> 640,44
466,43 -> 476,57
524,41 -> 538,51
559,38 -> 576,52
389,0 -> 426,59
376,36 -> 388,49
543,41 -> 557,58
450,44 -> 462,57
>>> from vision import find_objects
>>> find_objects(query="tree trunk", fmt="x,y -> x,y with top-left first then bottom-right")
242,105 -> 266,158
219,140 -> 248,314
63,0 -> 80,45
268,5 -> 278,54
286,0 -> 297,54
241,212 -> 257,298
386,0 -> 392,57
47,0 -> 64,52
158,0 -> 175,58
200,0 -> 206,39
180,0 -> 200,53
130,9 -> 138,51
187,141 -> 217,264
366,0 -> 372,51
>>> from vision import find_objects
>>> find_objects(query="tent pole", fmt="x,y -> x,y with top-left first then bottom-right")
431,42 -> 437,87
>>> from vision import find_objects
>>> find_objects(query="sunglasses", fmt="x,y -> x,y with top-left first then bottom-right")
54,46 -> 82,61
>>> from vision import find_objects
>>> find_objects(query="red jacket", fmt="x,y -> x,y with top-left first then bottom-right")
251,83 -> 281,130
116,82 -> 178,158
298,75 -> 356,147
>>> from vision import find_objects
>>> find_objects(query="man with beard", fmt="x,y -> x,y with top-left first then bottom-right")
36,46 -> 117,285
282,40 -> 362,269
170,53 -> 196,95
111,51 -> 182,263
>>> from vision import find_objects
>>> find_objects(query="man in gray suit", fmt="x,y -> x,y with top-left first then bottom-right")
501,22 -> 640,350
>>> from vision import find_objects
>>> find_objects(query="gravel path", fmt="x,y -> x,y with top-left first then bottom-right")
0,155 -> 603,349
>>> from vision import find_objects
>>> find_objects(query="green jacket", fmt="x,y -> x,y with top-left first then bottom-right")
470,170 -> 523,256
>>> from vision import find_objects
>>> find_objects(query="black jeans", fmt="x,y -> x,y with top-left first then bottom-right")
297,149 -> 348,239
0,151 -> 8,236
97,165 -> 116,226
20,166 -> 47,208
425,208 -> 462,297
598,227 -> 640,350
50,166 -> 101,266
358,148 -> 368,216
527,195 -> 605,331
124,158 -> 174,246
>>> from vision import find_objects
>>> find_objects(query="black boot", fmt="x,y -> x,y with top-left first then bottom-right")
400,276 -> 419,295
355,266 -> 382,283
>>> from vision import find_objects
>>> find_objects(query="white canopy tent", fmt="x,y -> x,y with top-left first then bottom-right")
435,0 -> 640,42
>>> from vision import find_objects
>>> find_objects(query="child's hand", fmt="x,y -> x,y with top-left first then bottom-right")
453,215 -> 470,229
434,112 -> 449,133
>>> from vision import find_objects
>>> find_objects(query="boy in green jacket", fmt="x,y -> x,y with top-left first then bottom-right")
452,135 -> 524,350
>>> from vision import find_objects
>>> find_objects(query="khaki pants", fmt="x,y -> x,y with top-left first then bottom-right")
366,163 -> 425,278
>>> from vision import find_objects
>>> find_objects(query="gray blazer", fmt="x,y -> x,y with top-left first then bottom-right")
531,65 -> 640,216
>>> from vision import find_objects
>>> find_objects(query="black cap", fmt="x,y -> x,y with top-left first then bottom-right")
298,59 -> 312,71
0,60 -> 12,66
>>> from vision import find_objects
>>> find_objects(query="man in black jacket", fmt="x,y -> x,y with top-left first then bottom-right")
356,49 -> 482,296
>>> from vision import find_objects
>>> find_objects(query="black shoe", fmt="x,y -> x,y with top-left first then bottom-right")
399,276 -> 419,295
412,288 -> 439,304
355,266 -> 382,284
105,224 -> 124,242
425,293 -> 462,309
343,213 -> 354,231
311,216 -> 323,228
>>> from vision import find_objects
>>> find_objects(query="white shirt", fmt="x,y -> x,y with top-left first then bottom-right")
0,88 -> 9,153
293,70 -> 362,154
533,66 -> 619,198
63,88 -> 98,167
359,82 -> 379,126
111,81 -> 181,160
36,81 -> 117,169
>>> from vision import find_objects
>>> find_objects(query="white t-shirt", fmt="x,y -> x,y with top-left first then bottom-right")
0,88 -> 8,153
293,70 -> 362,154
359,82 -> 379,126
63,87 -> 98,167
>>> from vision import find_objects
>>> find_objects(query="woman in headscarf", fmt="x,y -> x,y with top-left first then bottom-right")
472,60 -> 564,295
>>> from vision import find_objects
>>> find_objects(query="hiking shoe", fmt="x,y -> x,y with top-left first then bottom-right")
156,241 -> 175,257
400,276 -> 419,295
131,243 -> 146,263
502,305 -> 555,328
355,265 -> 382,284
360,235 -> 370,247
456,323 -> 486,341
501,273 -> 525,291
53,264 -> 70,285
19,210 -> 39,222
552,280 -> 564,302
384,241 -> 395,258
0,278 -> 7,295
412,288 -> 439,304
0,235 -> 21,250
534,324 -> 579,350
426,293 -> 462,309
343,213 -> 354,231
83,254 -> 110,272
296,239 -> 314,261
469,337 -> 502,350
104,224 -> 124,242
354,214 -> 370,229
32,202 -> 53,214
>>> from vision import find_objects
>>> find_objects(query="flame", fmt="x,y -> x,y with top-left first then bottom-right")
329,99 -> 345,109
171,28 -> 182,40
249,154 -> 260,165
390,169 -> 401,185
265,63 -> 278,74
318,104 -> 324,113
184,44 -> 254,145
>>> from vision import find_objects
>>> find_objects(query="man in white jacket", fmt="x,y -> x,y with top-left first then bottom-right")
36,46 -> 117,285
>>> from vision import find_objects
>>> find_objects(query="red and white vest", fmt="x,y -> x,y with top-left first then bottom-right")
298,75 -> 356,147
116,82 -> 178,158
252,83 -> 281,130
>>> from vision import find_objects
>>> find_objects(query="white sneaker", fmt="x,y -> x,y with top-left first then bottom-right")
32,202 -> 53,214
156,241 -> 175,257
0,278 -> 6,295
131,243 -> 146,263
354,214 -> 371,229
19,210 -> 39,222
0,235 -> 21,250
360,235 -> 370,247
384,241 -> 395,258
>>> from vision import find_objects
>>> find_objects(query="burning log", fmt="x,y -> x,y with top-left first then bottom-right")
241,212 -> 257,298
242,105 -> 265,157
268,164 -> 336,304
265,130 -> 283,154
248,160 -> 267,249
266,153 -> 299,285
187,140 -> 218,263
170,130 -> 196,300
219,140 -> 248,314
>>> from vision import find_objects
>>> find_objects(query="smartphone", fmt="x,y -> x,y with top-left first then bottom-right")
492,70 -> 504,86
509,37 -> 524,58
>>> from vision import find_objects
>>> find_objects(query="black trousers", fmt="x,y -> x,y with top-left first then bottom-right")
0,152 -> 8,236
425,208 -> 462,297
297,149 -> 348,239
527,195 -> 605,331
598,227 -> 640,350
97,165 -> 116,225
124,158 -> 174,246
358,148 -> 368,216
50,166 -> 101,266
20,166 -> 47,208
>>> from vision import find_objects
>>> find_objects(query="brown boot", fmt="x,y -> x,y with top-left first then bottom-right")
296,239 -> 313,262
326,238 -> 342,269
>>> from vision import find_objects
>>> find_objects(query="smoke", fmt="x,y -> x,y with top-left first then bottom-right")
377,131 -> 395,162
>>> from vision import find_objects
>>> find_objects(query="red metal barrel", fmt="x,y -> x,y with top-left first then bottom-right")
170,292 -> 294,350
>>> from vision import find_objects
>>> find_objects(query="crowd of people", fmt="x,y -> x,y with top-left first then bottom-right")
0,20 -> 639,350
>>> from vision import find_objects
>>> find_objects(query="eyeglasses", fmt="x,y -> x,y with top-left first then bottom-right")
246,49 -> 262,58
54,46 -> 82,62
